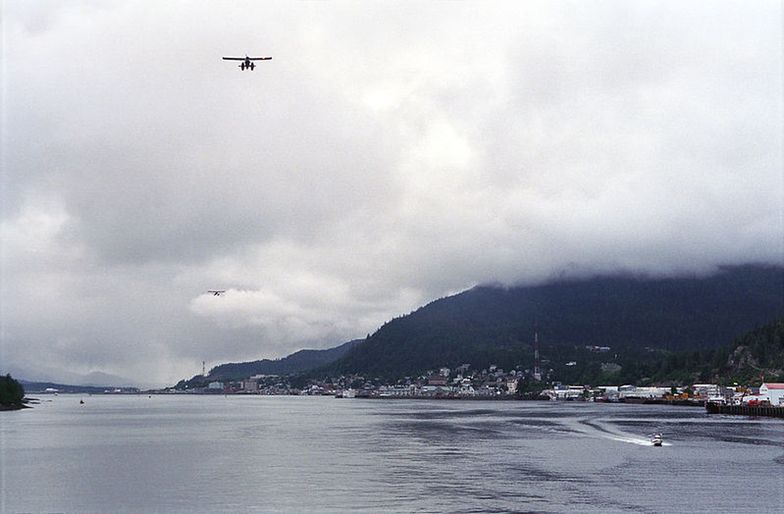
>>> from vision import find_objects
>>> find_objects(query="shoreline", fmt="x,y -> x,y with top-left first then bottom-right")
361,395 -> 704,406
0,403 -> 30,411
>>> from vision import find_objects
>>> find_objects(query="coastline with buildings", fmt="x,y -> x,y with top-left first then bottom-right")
163,362 -> 784,417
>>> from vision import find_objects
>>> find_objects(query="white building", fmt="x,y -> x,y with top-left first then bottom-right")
692,384 -> 720,399
618,386 -> 669,400
543,385 -> 585,400
760,383 -> 784,405
378,385 -> 414,397
596,385 -> 620,401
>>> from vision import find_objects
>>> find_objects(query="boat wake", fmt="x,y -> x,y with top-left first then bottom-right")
570,418 -> 672,446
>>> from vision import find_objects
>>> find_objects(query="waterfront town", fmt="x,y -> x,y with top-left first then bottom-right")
171,363 -> 784,407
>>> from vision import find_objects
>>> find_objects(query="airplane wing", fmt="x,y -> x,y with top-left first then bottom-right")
248,57 -> 272,61
222,57 -> 245,61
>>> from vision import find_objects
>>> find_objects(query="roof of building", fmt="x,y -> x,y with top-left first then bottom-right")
762,383 -> 784,389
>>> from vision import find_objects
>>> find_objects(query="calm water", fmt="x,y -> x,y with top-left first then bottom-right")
1,395 -> 782,513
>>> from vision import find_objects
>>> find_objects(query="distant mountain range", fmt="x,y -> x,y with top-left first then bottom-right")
177,339 -> 363,387
176,264 -> 783,385
3,366 -> 141,389
20,380 -> 138,394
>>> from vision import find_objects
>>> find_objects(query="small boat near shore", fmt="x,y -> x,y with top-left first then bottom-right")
651,433 -> 663,446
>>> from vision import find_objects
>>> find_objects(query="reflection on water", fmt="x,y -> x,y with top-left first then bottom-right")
2,396 -> 782,512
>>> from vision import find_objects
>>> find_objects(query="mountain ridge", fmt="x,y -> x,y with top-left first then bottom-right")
327,264 -> 784,377
177,339 -> 363,387
172,264 -> 783,386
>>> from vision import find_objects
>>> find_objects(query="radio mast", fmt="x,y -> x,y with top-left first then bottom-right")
533,324 -> 542,381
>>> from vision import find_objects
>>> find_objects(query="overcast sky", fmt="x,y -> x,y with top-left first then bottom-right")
2,0 -> 782,387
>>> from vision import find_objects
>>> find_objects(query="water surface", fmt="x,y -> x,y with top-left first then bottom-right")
2,395 -> 782,512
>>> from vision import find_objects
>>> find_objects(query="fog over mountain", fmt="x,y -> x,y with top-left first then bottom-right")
2,1 -> 781,386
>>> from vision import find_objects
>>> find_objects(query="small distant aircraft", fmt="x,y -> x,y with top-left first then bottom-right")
222,55 -> 272,71
207,290 -> 226,296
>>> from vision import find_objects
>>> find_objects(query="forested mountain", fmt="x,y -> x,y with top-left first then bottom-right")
328,265 -> 783,378
177,339 -> 362,387
715,318 -> 784,384
514,318 -> 784,386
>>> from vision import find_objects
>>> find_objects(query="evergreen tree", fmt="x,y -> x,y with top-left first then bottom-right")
0,374 -> 25,406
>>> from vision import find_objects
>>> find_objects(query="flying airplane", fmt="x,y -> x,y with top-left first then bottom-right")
207,290 -> 226,296
222,55 -> 272,71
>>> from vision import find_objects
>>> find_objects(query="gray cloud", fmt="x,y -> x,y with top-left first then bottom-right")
2,1 -> 781,386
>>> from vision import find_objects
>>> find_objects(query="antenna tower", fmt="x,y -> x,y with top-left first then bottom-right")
533,324 -> 542,381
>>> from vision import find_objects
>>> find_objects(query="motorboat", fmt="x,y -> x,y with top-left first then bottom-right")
651,432 -> 663,446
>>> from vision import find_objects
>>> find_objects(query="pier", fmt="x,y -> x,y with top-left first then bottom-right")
706,403 -> 784,418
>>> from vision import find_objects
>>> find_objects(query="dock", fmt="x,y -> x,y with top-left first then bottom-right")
706,402 -> 784,418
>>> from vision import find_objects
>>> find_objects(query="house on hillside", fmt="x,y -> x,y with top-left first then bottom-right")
427,375 -> 448,387
760,383 -> 784,405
